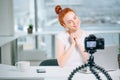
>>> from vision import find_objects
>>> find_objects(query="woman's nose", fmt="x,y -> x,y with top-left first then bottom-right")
72,20 -> 76,24
73,20 -> 77,25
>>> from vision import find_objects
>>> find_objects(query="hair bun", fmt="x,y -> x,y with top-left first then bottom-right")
55,5 -> 62,14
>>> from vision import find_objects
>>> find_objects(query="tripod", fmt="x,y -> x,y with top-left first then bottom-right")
68,51 -> 112,80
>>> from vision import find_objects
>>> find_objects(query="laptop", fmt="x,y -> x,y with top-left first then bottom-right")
93,45 -> 119,71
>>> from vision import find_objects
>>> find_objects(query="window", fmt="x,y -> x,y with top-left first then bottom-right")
14,0 -> 120,59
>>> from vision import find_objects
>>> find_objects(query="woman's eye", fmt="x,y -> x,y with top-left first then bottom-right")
68,21 -> 72,24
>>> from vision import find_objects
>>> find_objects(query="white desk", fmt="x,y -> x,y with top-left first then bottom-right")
0,64 -> 120,80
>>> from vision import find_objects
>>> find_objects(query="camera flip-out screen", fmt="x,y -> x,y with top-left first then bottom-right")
87,41 -> 96,48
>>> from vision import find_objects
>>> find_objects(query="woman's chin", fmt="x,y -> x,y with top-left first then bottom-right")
73,28 -> 79,32
75,26 -> 80,30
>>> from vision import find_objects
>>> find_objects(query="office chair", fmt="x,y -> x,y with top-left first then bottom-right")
39,59 -> 58,66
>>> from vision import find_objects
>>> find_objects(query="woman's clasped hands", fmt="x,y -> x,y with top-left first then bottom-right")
69,30 -> 82,46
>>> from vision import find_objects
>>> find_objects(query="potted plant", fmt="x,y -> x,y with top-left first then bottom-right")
28,24 -> 33,34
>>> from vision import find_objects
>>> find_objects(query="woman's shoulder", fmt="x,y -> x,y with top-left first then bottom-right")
56,31 -> 69,44
57,31 -> 69,37
82,30 -> 91,37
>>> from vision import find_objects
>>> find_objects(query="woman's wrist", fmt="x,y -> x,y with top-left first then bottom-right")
76,44 -> 86,54
76,43 -> 82,48
71,43 -> 75,47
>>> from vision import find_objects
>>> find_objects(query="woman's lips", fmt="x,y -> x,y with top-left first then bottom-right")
73,25 -> 79,28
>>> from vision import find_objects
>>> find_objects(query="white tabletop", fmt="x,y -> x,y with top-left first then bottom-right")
0,64 -> 120,80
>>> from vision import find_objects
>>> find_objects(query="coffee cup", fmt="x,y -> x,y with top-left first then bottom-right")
15,61 -> 30,72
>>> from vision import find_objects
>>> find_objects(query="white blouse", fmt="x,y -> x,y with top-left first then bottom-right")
56,30 -> 90,67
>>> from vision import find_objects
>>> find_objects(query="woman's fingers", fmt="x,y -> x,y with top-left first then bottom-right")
70,34 -> 75,45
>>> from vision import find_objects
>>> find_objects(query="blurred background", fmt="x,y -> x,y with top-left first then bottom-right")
0,0 -> 120,66
14,0 -> 120,65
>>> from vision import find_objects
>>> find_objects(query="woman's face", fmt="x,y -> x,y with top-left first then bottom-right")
63,12 -> 80,32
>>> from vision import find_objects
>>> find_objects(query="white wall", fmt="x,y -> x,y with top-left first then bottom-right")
1,43 -> 12,65
0,0 -> 14,36
18,45 -> 47,66
0,0 -> 14,65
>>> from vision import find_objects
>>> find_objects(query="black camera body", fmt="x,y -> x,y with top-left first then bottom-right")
85,34 -> 104,53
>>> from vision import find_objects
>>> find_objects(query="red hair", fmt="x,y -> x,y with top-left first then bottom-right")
55,5 -> 74,26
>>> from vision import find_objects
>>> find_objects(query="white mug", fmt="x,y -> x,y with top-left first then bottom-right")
15,61 -> 30,72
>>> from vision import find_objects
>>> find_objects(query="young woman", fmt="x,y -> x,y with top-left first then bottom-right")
55,5 -> 89,67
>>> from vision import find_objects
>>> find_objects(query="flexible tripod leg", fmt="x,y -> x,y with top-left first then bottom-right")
68,63 -> 102,80
68,55 -> 112,80
68,64 -> 88,80
88,54 -> 112,80
90,67 -> 102,80
93,63 -> 112,80
87,55 -> 102,80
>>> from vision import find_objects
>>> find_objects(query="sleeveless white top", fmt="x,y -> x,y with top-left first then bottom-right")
56,30 -> 90,67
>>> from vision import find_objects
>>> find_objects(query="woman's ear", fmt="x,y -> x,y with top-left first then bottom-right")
62,23 -> 66,28
62,23 -> 69,31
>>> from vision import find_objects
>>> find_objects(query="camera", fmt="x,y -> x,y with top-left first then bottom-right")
85,34 -> 104,53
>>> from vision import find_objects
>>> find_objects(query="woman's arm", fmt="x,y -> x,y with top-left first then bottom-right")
75,38 -> 89,63
56,36 -> 75,67
70,31 -> 89,64
77,44 -> 88,63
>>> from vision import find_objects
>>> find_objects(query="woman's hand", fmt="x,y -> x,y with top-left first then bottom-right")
70,32 -> 81,46
69,34 -> 75,46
